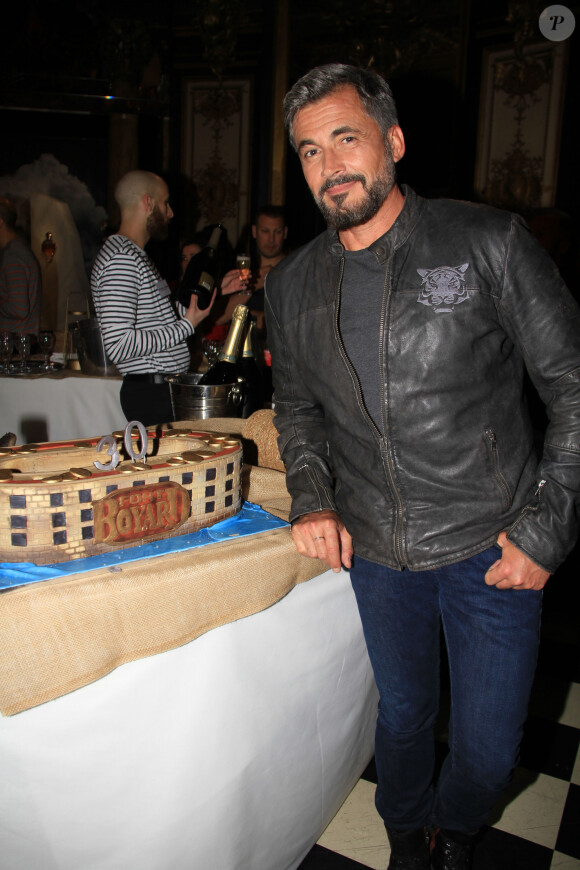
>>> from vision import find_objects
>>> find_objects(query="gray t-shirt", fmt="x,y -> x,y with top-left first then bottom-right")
339,244 -> 386,432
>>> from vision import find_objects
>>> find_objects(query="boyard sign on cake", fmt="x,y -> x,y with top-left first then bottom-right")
0,422 -> 242,565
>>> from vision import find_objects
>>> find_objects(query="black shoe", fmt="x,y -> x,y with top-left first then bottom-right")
386,827 -> 431,869
430,828 -> 477,870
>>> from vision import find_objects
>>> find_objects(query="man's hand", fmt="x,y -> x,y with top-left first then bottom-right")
184,288 -> 217,328
484,531 -> 550,590
291,509 -> 353,573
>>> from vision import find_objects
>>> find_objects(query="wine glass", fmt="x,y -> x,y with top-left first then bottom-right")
0,331 -> 13,374
236,254 -> 251,286
15,333 -> 32,374
201,339 -> 222,368
38,331 -> 56,370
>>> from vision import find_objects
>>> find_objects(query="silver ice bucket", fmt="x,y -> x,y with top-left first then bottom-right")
166,373 -> 246,420
70,318 -> 120,377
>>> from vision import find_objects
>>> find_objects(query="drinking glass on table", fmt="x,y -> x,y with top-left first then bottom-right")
38,330 -> 56,370
0,331 -> 13,374
15,332 -> 32,373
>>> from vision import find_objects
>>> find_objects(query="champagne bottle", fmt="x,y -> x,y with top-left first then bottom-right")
178,224 -> 223,310
198,305 -> 249,385
239,319 -> 264,418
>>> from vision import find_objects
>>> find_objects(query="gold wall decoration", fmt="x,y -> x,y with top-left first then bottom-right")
192,0 -> 247,84
182,79 -> 251,247
475,41 -> 568,211
292,0 -> 459,81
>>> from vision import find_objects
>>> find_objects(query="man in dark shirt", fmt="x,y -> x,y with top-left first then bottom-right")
265,64 -> 580,870
0,197 -> 41,336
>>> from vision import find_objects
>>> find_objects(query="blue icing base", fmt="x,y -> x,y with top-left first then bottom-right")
0,502 -> 288,590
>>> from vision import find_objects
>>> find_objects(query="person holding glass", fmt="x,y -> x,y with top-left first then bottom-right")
218,205 -> 289,332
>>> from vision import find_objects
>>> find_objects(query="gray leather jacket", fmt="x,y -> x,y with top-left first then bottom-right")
265,187 -> 580,573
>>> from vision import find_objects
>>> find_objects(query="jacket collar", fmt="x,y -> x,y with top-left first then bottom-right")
327,185 -> 423,264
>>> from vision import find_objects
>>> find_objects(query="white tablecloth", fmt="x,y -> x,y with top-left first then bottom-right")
0,372 -> 124,444
0,567 -> 378,870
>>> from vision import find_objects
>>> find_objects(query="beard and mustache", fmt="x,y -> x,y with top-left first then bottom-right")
147,204 -> 171,241
314,140 -> 397,231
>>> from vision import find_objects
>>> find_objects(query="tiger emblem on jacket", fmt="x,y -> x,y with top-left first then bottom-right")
417,263 -> 469,312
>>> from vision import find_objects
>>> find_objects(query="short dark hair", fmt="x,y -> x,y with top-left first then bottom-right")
284,63 -> 399,152
253,204 -> 286,225
0,196 -> 18,230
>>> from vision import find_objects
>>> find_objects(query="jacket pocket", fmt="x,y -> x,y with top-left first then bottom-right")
483,428 -> 512,512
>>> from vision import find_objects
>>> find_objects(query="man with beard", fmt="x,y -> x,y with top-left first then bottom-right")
265,65 -> 580,869
91,170 -> 215,426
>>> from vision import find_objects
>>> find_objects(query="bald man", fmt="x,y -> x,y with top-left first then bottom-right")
91,170 -> 214,426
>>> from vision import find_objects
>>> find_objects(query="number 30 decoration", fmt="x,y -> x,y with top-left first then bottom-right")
94,421 -> 149,472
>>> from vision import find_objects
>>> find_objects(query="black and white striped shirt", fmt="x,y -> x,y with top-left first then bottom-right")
91,234 -> 193,375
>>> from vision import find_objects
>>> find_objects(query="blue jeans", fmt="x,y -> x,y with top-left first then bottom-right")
349,547 -> 543,833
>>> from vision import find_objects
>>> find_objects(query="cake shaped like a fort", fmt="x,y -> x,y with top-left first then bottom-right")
0,426 -> 243,565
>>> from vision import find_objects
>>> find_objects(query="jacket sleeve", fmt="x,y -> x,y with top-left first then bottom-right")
499,215 -> 580,573
264,277 -> 338,523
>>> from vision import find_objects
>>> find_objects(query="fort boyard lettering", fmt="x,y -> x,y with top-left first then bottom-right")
93,482 -> 191,545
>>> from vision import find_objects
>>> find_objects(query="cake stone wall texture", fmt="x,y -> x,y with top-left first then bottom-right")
0,426 -> 243,565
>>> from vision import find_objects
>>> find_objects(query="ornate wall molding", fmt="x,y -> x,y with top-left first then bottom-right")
474,41 -> 568,211
182,79 -> 251,246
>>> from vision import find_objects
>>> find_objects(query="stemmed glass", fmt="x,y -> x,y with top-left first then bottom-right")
202,339 -> 222,368
15,333 -> 32,374
236,254 -> 251,286
0,331 -> 13,374
38,331 -> 56,370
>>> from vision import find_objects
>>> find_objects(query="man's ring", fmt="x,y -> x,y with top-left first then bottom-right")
312,536 -> 325,541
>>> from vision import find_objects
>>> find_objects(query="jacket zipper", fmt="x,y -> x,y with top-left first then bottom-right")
378,259 -> 406,566
509,478 -> 547,534
484,428 -> 511,510
535,479 -> 547,498
333,252 -> 406,568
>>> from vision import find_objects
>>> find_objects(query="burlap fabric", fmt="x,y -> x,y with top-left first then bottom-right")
0,414 -> 325,716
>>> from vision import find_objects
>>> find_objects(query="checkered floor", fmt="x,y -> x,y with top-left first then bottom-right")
298,549 -> 580,870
